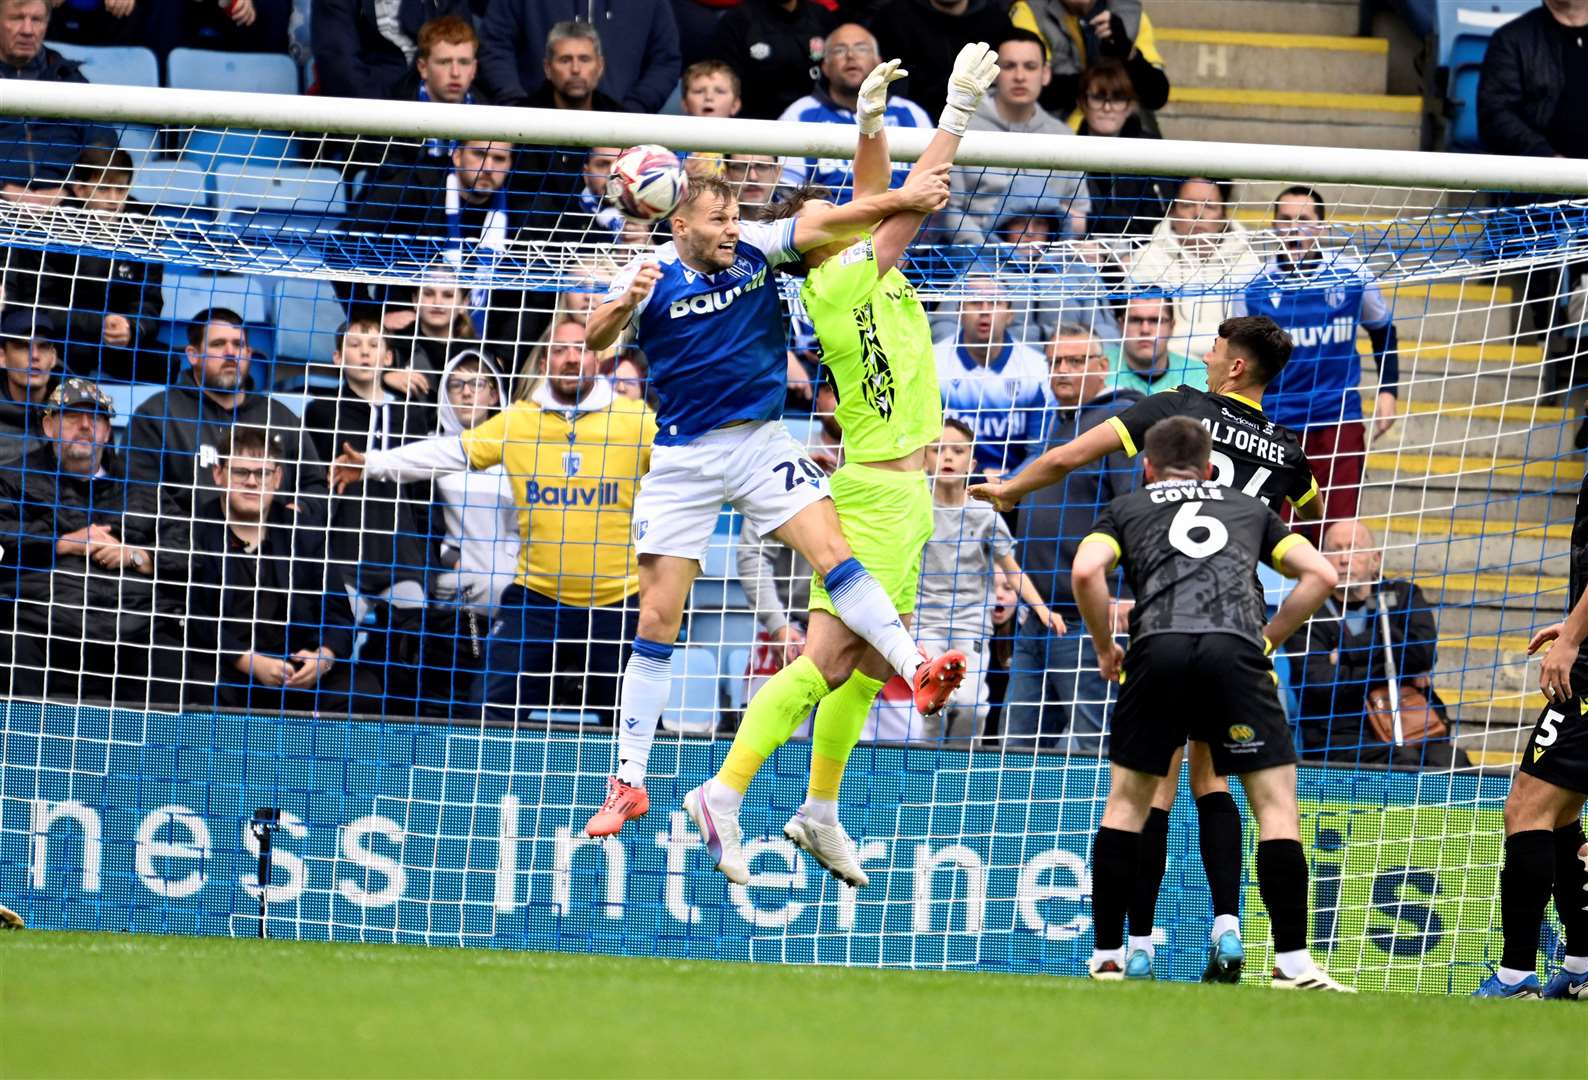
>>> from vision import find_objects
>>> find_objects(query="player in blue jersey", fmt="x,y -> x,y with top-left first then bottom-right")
1229,186 -> 1399,525
580,160 -> 968,838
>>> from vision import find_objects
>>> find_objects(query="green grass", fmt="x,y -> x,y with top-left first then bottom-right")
1,932 -> 1583,1079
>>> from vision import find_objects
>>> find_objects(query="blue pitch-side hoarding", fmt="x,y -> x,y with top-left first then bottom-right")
0,701 -> 1523,991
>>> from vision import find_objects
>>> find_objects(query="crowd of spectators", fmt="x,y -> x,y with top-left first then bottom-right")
0,0 -> 1519,768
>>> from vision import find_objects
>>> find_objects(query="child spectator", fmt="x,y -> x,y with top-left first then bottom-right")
916,418 -> 1055,743
430,349 -> 519,615
0,308 -> 60,468
682,59 -> 741,118
302,313 -> 432,628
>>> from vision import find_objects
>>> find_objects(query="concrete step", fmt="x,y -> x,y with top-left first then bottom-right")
1160,88 -> 1421,151
1156,28 -> 1389,95
1368,513 -> 1569,575
1357,484 -> 1576,525
1371,406 -> 1575,462
1155,0 -> 1361,37
1363,450 -> 1582,494
1409,569 -> 1566,608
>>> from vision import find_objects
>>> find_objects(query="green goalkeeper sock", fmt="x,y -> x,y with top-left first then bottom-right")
718,656 -> 831,795
806,670 -> 886,817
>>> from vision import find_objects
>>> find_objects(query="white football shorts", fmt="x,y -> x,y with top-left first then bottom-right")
632,420 -> 829,562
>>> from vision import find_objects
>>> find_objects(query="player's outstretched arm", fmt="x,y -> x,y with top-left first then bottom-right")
791,164 -> 951,252
970,421 -> 1124,512
995,551 -> 1062,633
1262,537 -> 1339,650
1071,539 -> 1122,681
587,262 -> 661,352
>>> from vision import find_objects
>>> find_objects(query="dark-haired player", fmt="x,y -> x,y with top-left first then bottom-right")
1072,416 -> 1349,991
972,314 -> 1321,981
1472,470 -> 1588,1000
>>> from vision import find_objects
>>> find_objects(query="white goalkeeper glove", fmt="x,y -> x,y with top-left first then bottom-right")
857,58 -> 907,136
938,41 -> 1000,136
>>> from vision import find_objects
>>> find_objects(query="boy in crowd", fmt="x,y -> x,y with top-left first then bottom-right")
682,59 -> 742,118
917,418 -> 1056,742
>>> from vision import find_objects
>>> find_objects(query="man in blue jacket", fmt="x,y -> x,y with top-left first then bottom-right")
1003,323 -> 1140,751
478,0 -> 680,113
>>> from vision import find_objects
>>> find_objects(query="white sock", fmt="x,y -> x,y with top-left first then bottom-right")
615,641 -> 674,786
1127,935 -> 1155,959
824,559 -> 921,680
1275,949 -> 1313,979
1211,914 -> 1241,942
1564,955 -> 1588,975
1091,947 -> 1124,967
705,777 -> 742,814
1497,965 -> 1535,985
801,797 -> 838,826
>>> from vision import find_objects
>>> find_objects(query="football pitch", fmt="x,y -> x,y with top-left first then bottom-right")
1,932 -> 1581,1078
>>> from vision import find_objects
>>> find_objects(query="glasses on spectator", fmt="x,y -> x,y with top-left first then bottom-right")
827,44 -> 878,60
1085,91 -> 1132,109
610,375 -> 645,393
446,376 -> 495,397
1053,352 -> 1106,367
227,466 -> 274,487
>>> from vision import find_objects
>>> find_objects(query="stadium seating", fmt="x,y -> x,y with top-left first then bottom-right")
1436,0 -> 1535,151
166,50 -> 299,171
130,160 -> 210,216
49,42 -> 159,88
662,646 -> 722,734
271,278 -> 347,367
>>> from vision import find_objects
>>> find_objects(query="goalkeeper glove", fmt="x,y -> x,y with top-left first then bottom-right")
938,41 -> 1000,136
857,59 -> 907,136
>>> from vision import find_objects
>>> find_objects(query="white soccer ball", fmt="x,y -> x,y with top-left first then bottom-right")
607,145 -> 689,222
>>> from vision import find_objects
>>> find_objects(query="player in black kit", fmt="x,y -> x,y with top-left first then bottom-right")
1472,476 -> 1588,1000
973,315 -> 1321,982
1071,416 -> 1349,990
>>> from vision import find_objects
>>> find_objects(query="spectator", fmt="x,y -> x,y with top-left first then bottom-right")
725,152 -> 783,210
161,425 -> 378,715
682,58 -> 742,117
125,308 -> 325,518
866,0 -> 1015,122
1073,58 -> 1170,238
152,0 -> 289,55
672,0 -> 734,68
1109,292 -> 1206,395
310,0 -> 472,102
383,277 -> 486,397
429,348 -> 518,614
0,377 -> 175,705
1003,324 -> 1139,751
532,145 -> 626,243
1008,0 -> 1168,120
1228,186 -> 1399,525
607,353 -> 648,401
479,2 -> 680,113
396,14 -> 482,105
1479,0 -> 1588,391
947,28 -> 1088,243
1127,176 -> 1262,360
778,22 -> 932,198
1294,519 -> 1467,769
334,318 -> 656,725
0,0 -> 94,189
0,308 -> 60,466
48,0 -> 147,48
302,313 -> 432,620
915,417 -> 1054,744
44,148 -> 168,385
984,566 -> 1020,733
934,275 -> 1052,476
709,0 -> 836,121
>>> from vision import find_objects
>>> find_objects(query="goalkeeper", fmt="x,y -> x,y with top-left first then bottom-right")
683,44 -> 1001,888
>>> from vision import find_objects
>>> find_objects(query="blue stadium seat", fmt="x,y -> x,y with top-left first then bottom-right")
165,49 -> 299,96
212,162 -> 347,225
103,382 -> 167,429
49,43 -> 158,87
1435,0 -> 1536,151
272,277 -> 347,365
271,391 -> 310,420
116,124 -> 159,170
130,160 -> 210,217
161,271 -> 274,385
661,646 -> 720,734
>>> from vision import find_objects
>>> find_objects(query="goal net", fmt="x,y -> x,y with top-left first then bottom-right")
1,84 -> 1583,993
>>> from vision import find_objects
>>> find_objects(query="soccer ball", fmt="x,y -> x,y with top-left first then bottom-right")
607,145 -> 689,222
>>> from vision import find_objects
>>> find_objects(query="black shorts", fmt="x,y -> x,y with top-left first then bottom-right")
1112,632 -> 1297,777
1520,696 -> 1588,794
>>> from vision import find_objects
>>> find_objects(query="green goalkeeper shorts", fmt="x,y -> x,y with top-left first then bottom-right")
809,461 -> 934,617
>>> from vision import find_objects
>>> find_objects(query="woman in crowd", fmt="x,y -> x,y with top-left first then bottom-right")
1071,59 -> 1171,240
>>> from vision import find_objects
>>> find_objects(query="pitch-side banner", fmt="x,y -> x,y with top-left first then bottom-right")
0,702 -> 1518,992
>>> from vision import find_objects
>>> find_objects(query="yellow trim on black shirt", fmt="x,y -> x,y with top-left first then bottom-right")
1290,477 -> 1321,509
1270,532 -> 1307,570
1080,532 -> 1122,570
1106,415 -> 1137,458
1226,391 -> 1264,412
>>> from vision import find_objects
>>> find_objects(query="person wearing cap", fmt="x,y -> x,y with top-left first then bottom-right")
0,307 -> 61,468
125,307 -> 326,519
0,376 -> 180,706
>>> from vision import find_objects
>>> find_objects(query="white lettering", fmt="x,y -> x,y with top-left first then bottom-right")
728,838 -> 806,929
336,815 -> 406,908
655,811 -> 704,926
912,843 -> 987,934
29,799 -> 101,892
239,810 -> 307,904
837,840 -> 888,929
495,794 -> 520,913
553,825 -> 627,919
1016,849 -> 1090,942
135,804 -> 211,899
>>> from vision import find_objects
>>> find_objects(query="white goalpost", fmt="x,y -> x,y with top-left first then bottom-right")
1,81 -> 1585,991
